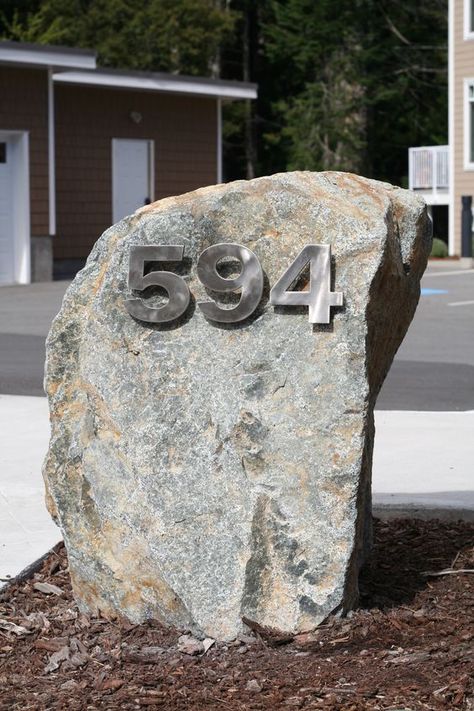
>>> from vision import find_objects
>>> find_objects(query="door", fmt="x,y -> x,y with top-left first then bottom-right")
0,131 -> 29,285
0,140 -> 14,284
112,139 -> 154,224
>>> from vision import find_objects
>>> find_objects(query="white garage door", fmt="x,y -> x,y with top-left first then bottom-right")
0,140 -> 14,284
0,132 -> 30,285
112,139 -> 154,224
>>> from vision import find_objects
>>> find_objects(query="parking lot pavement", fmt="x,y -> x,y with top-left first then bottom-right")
0,281 -> 70,396
1,264 -> 473,409
377,265 -> 474,411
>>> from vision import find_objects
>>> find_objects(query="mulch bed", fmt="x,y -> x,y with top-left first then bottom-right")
0,518 -> 473,710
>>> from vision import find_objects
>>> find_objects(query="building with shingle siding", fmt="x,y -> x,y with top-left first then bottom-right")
0,41 -> 256,284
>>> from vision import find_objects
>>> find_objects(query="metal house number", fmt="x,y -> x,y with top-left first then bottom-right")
125,243 -> 343,325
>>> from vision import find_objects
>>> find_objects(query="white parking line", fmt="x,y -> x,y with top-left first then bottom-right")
425,268 -> 474,277
448,299 -> 474,307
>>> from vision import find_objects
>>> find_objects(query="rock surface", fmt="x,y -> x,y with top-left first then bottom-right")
43,172 -> 431,640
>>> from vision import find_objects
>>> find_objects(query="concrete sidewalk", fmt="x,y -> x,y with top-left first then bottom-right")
372,410 -> 474,493
0,395 -> 58,583
372,409 -> 474,521
1,394 -> 473,583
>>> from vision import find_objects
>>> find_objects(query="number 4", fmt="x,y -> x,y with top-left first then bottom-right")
270,245 -> 343,324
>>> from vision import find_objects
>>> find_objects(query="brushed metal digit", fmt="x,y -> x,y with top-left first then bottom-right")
270,245 -> 343,323
197,243 -> 263,323
126,245 -> 190,323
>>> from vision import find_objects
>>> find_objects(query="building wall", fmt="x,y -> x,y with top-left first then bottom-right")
55,85 -> 217,260
0,66 -> 49,238
453,0 -> 474,254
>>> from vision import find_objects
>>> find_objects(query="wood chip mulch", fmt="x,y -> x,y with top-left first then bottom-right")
0,517 -> 473,710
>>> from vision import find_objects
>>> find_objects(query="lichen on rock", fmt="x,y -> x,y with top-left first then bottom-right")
43,172 -> 431,640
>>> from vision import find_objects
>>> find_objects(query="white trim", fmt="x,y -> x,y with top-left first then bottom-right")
449,0 -> 455,255
463,78 -> 474,170
53,70 -> 257,100
217,98 -> 223,183
47,69 -> 56,236
111,141 -> 116,223
464,0 -> 474,39
0,45 -> 95,70
149,140 -> 155,203
408,146 -> 413,190
111,139 -> 118,224
0,130 -> 30,284
408,143 -> 449,150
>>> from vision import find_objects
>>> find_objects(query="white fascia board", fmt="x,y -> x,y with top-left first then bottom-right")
53,70 -> 257,100
0,46 -> 96,70
48,69 -> 56,236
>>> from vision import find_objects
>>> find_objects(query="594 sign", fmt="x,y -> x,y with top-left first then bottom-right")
125,243 -> 343,326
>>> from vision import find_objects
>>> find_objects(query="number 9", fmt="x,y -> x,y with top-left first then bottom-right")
196,243 -> 264,323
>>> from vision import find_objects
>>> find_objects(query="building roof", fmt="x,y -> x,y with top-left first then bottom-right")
0,40 -> 96,70
53,67 -> 257,100
0,40 -> 257,100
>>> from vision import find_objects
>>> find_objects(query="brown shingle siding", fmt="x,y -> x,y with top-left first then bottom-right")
55,84 -> 217,260
0,66 -> 49,237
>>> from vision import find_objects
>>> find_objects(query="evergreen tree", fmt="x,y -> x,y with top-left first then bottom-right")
262,0 -> 447,183
2,0 -> 236,77
1,0 -> 448,186
263,0 -> 367,173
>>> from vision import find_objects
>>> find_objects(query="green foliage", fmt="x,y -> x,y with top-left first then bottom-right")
1,0 -> 448,184
273,58 -> 367,173
361,0 -> 448,183
260,0 -> 447,179
262,0 -> 367,173
431,237 -> 449,258
2,0 -> 236,76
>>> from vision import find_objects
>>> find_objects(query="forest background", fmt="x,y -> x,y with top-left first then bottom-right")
0,0 -> 448,187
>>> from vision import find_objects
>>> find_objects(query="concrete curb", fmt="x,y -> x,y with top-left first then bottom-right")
373,505 -> 474,522
373,491 -> 474,522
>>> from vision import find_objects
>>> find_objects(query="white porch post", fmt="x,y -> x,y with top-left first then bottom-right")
48,68 -> 56,236
217,98 -> 223,184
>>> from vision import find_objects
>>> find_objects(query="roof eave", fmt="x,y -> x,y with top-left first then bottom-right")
53,70 -> 257,100
0,45 -> 96,71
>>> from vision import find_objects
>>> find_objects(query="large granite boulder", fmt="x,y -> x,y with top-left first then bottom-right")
43,172 -> 431,640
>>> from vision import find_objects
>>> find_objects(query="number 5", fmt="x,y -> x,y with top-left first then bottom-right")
270,245 -> 343,323
126,245 -> 190,323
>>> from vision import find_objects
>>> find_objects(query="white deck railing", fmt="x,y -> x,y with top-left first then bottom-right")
408,145 -> 449,196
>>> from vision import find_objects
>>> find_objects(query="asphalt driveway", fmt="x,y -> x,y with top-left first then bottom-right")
0,263 -> 473,410
377,264 -> 474,411
0,281 -> 70,397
